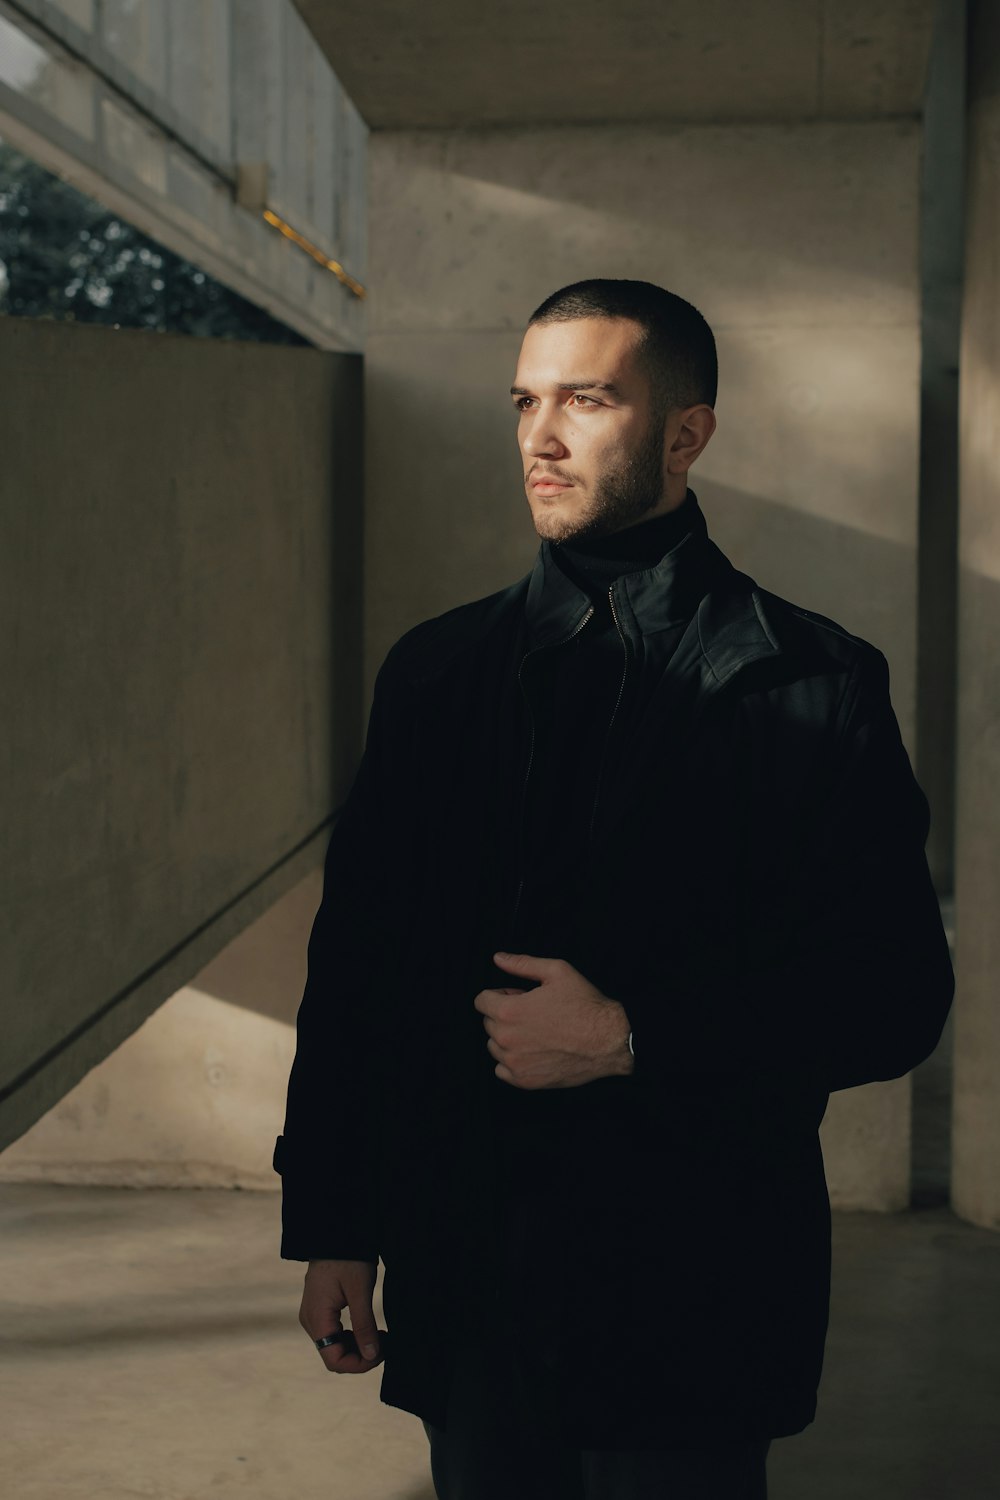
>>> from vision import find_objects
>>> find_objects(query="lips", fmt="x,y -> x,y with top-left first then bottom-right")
532,476 -> 573,489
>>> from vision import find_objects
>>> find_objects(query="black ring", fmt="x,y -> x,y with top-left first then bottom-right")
314,1332 -> 347,1350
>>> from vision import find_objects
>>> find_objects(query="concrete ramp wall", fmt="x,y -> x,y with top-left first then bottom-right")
0,314 -> 362,1150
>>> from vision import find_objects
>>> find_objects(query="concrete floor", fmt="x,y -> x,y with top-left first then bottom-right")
1,1183 -> 998,1500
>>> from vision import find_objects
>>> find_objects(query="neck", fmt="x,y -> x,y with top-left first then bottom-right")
550,488 -> 699,600
556,488 -> 694,560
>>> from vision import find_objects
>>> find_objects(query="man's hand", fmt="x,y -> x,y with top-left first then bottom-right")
299,1259 -> 384,1373
474,951 -> 634,1089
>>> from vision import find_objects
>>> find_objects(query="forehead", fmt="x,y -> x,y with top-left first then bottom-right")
515,316 -> 644,385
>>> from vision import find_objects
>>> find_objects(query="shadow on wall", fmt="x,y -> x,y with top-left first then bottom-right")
0,872 -> 322,1190
191,868 -> 322,1026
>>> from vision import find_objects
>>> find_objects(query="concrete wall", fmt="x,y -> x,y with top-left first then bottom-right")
0,871 -> 320,1188
951,0 -> 1000,1231
366,120 -> 930,1211
293,0 -> 937,130
0,313 -> 363,1153
916,0 -> 966,896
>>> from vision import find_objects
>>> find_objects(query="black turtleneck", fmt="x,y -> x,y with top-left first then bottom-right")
550,487 -> 700,603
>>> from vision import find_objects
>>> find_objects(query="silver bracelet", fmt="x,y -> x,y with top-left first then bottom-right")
627,1030 -> 634,1057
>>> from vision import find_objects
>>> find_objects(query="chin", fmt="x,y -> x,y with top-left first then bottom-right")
530,498 -> 583,530
527,505 -> 562,535
539,521 -> 590,546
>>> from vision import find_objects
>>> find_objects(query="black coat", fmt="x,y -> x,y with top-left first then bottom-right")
273,494 -> 954,1447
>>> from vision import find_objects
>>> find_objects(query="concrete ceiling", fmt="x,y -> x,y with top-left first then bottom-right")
292,0 -> 936,130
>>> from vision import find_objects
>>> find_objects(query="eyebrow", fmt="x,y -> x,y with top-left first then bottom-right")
509,380 -> 623,397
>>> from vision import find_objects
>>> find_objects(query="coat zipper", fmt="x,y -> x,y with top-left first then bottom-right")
587,584 -> 629,847
509,602 -> 595,935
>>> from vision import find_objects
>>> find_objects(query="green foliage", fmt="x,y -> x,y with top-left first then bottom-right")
0,141 -> 312,346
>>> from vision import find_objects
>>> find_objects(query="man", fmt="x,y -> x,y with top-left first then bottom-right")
273,279 -> 955,1498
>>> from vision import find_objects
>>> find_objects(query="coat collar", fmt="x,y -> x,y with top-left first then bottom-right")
523,487 -> 783,685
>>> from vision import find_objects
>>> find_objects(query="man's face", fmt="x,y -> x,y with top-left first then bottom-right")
511,315 -> 672,544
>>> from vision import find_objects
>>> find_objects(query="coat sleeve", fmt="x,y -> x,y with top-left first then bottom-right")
272,650 -> 403,1262
616,648 -> 955,1093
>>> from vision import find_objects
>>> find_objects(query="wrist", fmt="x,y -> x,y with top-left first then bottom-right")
621,1029 -> 635,1075
606,1001 -> 634,1075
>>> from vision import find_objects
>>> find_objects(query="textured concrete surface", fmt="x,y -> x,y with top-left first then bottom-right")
294,0 -> 935,129
0,316 -> 362,1154
1,1183 -> 998,1499
952,0 -> 1000,1232
0,1183 -> 429,1500
0,987 -> 295,1191
0,872 -> 320,1191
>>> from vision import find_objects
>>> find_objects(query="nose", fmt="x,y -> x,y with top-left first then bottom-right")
521,404 -> 568,460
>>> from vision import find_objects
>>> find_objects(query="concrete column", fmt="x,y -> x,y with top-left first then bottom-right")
951,0 -> 1000,1231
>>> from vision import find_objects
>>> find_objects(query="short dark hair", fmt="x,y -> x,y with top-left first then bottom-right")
527,278 -> 717,415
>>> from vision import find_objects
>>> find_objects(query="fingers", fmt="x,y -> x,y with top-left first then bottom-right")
316,1326 -> 385,1375
346,1289 -> 382,1364
315,1317 -> 349,1373
299,1259 -> 384,1375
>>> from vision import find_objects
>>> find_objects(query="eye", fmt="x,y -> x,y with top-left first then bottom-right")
512,392 -> 600,411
